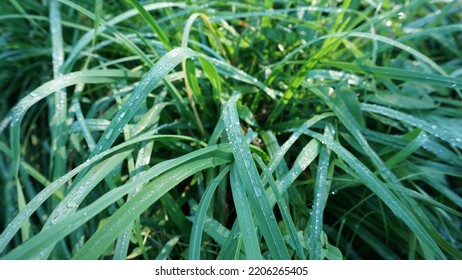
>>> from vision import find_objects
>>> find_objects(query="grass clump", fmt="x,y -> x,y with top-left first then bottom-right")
1,0 -> 461,260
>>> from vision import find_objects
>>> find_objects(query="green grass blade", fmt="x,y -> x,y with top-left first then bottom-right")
321,61 -> 462,89
2,0 -> 460,261
155,236 -> 180,260
9,69 -> 141,176
160,193 -> 191,236
72,158 -> 231,259
199,57 -> 222,106
184,58 -> 205,107
216,223 -> 242,260
207,57 -> 280,100
0,141 -> 51,188
90,48 -> 196,156
1,146 -> 232,259
223,93 -> 290,260
124,0 -> 172,50
41,48 -> 198,241
202,218 -> 231,246
385,133 -> 425,168
347,31 -> 448,75
266,113 -> 333,175
90,0 -> 103,53
36,150 -> 132,259
303,128 -> 446,259
14,178 -> 29,243
260,130 -> 290,179
309,124 -> 335,260
49,0 -> 68,180
229,164 -> 262,260
62,2 -> 186,70
362,103 -> 462,149
255,156 -> 305,259
269,139 -> 320,206
0,134 -> 207,254
189,166 -> 230,260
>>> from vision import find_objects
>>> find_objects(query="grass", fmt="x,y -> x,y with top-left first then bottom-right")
0,0 -> 461,260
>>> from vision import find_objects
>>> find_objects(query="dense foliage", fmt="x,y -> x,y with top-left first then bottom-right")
1,0 -> 461,259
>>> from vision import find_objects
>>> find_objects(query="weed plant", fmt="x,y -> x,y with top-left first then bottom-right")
0,0 -> 461,259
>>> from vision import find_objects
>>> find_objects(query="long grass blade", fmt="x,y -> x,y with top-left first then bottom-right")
223,93 -> 290,260
309,124 -> 335,260
229,164 -> 262,260
321,61 -> 462,89
361,103 -> 462,149
189,166 -> 230,260
1,145 -> 232,259
124,0 -> 172,50
303,128 -> 446,259
255,156 -> 305,259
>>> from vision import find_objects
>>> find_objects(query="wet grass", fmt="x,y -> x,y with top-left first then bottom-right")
0,0 -> 461,259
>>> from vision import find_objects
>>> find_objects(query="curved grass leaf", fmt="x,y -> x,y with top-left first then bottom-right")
361,103 -> 462,149
72,157 -> 231,259
267,112 -> 333,175
39,47 -> 198,257
2,0 -> 461,261
303,128 -> 446,259
0,134 -> 208,254
62,2 -> 187,70
202,218 -> 231,247
321,61 -> 462,89
1,145 -> 232,259
9,69 -> 141,175
268,139 -> 320,206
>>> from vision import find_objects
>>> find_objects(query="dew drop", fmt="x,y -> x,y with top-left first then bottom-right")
66,202 -> 78,209
50,217 -> 59,225
255,187 -> 263,198
328,87 -> 335,96
105,128 -> 114,140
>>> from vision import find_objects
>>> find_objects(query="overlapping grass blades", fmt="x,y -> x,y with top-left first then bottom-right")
189,166 -> 230,259
0,134 -> 207,254
1,144 -> 232,259
309,124 -> 335,260
302,128 -> 445,259
1,0 -> 461,260
224,94 -> 290,260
